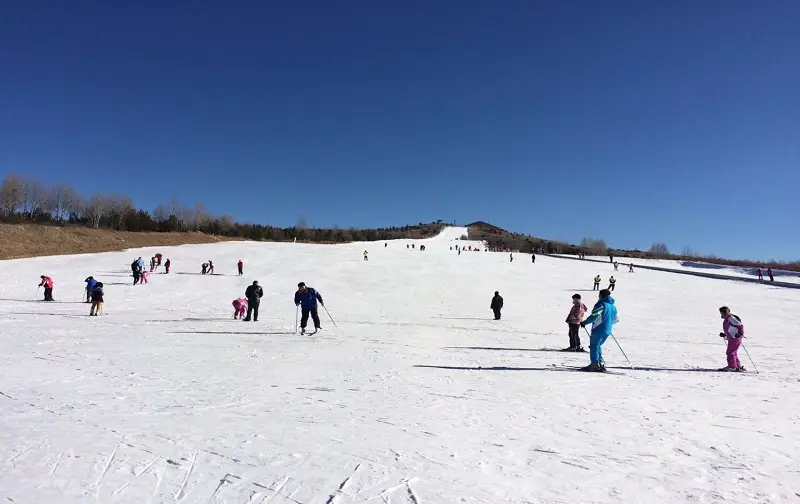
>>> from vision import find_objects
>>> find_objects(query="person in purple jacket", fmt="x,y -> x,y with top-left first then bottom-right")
294,282 -> 324,334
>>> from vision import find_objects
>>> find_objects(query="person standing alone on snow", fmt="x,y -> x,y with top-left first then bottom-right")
757,268 -> 763,280
490,291 -> 503,320
237,260 -> 243,276
593,275 -> 601,291
608,276 -> 616,291
38,275 -> 54,301
564,294 -> 588,352
164,258 -> 171,274
363,250 -> 369,261
580,289 -> 618,372
718,306 -> 745,371
295,282 -> 324,334
767,268 -> 774,282
244,281 -> 263,321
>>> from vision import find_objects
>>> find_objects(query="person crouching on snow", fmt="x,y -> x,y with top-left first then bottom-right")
232,298 -> 248,320
140,270 -> 149,284
719,306 -> 745,372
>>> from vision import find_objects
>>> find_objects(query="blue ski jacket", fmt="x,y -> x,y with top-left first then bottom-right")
582,295 -> 618,337
295,288 -> 323,310
85,277 -> 97,290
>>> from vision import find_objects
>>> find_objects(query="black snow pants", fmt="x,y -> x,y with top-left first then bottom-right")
238,265 -> 243,276
43,287 -> 54,301
301,308 -> 321,330
492,308 -> 501,320
244,302 -> 259,322
568,323 -> 582,348
133,271 -> 141,285
593,282 -> 599,291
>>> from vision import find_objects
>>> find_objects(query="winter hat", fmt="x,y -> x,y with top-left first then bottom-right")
599,289 -> 611,298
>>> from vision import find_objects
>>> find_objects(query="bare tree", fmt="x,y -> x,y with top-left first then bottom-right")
681,246 -> 696,257
49,183 -> 77,221
216,214 -> 234,234
648,243 -> 670,258
110,195 -> 134,230
0,174 -> 23,216
191,203 -> 206,231
169,197 -> 181,218
153,204 -> 170,222
85,194 -> 109,228
580,237 -> 608,253
67,193 -> 87,221
20,178 -> 49,219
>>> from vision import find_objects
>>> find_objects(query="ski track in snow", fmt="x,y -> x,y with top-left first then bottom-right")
0,228 -> 799,502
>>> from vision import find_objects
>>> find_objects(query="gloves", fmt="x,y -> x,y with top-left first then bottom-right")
580,322 -> 586,328
719,332 -> 725,338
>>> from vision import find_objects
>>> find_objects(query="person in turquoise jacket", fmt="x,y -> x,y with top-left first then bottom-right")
580,289 -> 618,372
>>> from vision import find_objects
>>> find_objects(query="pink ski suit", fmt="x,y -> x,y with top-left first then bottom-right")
232,298 -> 248,319
722,314 -> 744,369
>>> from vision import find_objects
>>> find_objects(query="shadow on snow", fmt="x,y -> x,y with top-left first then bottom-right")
168,330 -> 295,335
445,346 -> 566,353
415,364 -> 741,373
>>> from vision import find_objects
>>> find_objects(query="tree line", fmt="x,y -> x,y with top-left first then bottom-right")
0,174 -> 445,242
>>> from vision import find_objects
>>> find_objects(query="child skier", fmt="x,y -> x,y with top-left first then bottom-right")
164,258 -> 171,274
38,275 -> 54,301
767,268 -> 774,282
580,289 -> 618,372
141,270 -> 149,284
564,294 -> 588,352
757,268 -> 763,280
232,298 -> 248,320
628,263 -> 635,273
150,257 -> 156,273
608,276 -> 616,291
208,260 -> 215,274
237,260 -> 243,276
613,261 -> 619,271
718,306 -> 745,371
490,291 -> 504,320
155,253 -> 162,266
201,263 -> 208,275
89,282 -> 104,316
84,276 -> 97,303
593,275 -> 601,291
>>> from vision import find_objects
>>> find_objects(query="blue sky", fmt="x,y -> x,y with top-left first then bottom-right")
1,1 -> 798,260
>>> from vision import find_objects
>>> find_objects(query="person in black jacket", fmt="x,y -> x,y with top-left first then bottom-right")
490,291 -> 504,320
243,281 -> 263,321
90,282 -> 104,316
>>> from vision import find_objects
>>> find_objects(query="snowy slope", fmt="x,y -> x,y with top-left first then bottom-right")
1,228 -> 798,503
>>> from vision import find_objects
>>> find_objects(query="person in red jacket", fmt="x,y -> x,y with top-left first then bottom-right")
237,260 -> 243,276
38,275 -> 54,301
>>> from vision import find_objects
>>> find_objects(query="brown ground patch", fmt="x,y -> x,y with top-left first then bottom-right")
0,224 -> 239,260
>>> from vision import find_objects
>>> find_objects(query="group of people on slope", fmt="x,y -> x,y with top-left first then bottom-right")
234,281 -> 324,335
490,288 -> 744,373
592,275 -> 616,291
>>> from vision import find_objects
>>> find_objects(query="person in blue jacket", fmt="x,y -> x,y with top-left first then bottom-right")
580,289 -> 618,372
84,276 -> 97,303
294,282 -> 324,334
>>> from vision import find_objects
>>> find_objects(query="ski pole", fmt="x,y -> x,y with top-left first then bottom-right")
322,304 -> 338,328
584,326 -> 633,369
294,305 -> 299,334
740,342 -> 759,374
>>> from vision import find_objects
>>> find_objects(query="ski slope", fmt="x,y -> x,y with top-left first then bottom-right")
1,227 -> 798,503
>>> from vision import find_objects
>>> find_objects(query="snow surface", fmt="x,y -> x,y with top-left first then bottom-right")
1,227 -> 799,503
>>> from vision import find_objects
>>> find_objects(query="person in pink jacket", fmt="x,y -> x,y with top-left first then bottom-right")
564,294 -> 588,352
232,298 -> 248,320
719,306 -> 745,372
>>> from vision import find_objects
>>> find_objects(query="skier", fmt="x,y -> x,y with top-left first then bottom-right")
141,270 -> 149,284
490,291 -> 504,320
201,263 -> 208,275
294,282 -> 323,334
237,260 -> 243,276
89,282 -> 104,316
136,257 -> 145,272
38,275 -> 54,301
232,297 -> 248,320
84,276 -> 97,303
608,276 -> 616,291
363,250 -> 369,262
150,257 -> 156,273
155,253 -> 163,266
593,275 -> 601,291
531,254 -> 536,264
208,260 -> 215,274
757,268 -> 763,280
243,281 -> 263,322
718,306 -> 745,372
164,258 -> 171,274
385,243 -> 388,248
458,249 -> 461,255
580,289 -> 618,372
613,261 -> 619,271
767,268 -> 774,282
628,263 -> 635,273
510,253 -> 513,262
564,294 -> 588,352
131,259 -> 141,285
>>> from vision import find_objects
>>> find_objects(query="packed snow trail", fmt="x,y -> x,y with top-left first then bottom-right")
0,228 -> 798,503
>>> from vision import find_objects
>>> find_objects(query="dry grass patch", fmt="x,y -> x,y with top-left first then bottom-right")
0,224 -> 239,260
